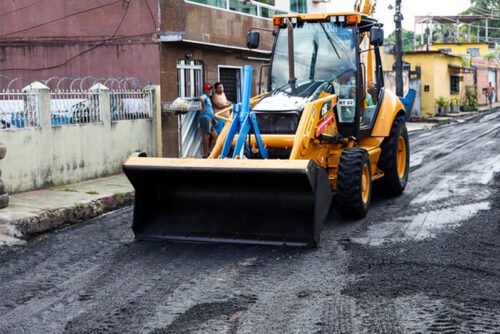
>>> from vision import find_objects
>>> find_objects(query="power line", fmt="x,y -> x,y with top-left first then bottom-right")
0,2 -> 131,72
143,0 -> 158,31
0,0 -> 123,38
434,15 -> 500,31
465,6 -> 500,18
0,0 -> 45,17
0,32 -> 157,45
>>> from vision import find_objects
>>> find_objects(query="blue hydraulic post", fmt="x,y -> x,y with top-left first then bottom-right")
219,65 -> 268,159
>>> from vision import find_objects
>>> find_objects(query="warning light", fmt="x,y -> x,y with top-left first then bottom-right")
273,17 -> 283,26
346,15 -> 358,24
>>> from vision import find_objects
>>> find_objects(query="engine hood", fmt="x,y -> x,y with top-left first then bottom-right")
252,93 -> 308,113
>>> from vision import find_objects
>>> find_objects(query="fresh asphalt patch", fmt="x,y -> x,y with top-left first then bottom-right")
0,111 -> 499,333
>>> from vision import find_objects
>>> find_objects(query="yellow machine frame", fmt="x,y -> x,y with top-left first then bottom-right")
210,7 -> 406,191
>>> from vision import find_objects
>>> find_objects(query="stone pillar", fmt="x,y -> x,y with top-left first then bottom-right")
145,85 -> 163,157
23,81 -> 50,128
0,143 -> 8,209
89,83 -> 110,125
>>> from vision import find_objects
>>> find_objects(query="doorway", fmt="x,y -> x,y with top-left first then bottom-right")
488,69 -> 497,102
218,66 -> 242,103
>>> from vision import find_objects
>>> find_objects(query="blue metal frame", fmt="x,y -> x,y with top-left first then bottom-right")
220,65 -> 268,159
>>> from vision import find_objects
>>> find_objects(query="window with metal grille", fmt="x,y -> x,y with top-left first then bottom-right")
177,60 -> 204,98
450,75 -> 460,94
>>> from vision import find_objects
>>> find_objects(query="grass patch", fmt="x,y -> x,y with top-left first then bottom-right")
86,191 -> 99,195
114,192 -> 128,199
63,188 -> 77,192
74,203 -> 84,209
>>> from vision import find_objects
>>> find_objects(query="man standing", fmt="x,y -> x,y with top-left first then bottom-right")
486,82 -> 495,109
199,84 -> 218,158
211,82 -> 232,133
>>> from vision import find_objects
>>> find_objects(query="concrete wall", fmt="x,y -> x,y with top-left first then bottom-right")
0,83 -> 161,194
406,53 -> 463,116
472,58 -> 500,105
160,43 -> 270,157
428,43 -> 489,57
161,0 -> 274,51
384,51 -> 465,116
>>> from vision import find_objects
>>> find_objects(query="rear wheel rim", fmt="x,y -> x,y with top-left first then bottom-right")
397,136 -> 407,179
361,164 -> 370,204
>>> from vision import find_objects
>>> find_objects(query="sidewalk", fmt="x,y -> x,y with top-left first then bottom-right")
0,174 -> 133,246
407,102 -> 499,133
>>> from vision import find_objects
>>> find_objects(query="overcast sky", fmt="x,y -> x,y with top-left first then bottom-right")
321,0 -> 472,33
373,0 -> 471,33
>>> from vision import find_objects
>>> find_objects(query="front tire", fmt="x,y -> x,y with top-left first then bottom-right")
378,116 -> 410,196
337,148 -> 372,219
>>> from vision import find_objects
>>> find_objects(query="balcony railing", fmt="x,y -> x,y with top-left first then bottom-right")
186,0 -> 291,19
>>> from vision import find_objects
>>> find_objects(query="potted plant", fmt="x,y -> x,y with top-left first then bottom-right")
435,96 -> 448,115
450,97 -> 461,113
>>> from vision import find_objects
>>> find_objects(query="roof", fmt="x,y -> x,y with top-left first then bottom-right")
430,42 -> 489,46
415,15 -> 487,24
403,50 -> 464,59
448,64 -> 476,73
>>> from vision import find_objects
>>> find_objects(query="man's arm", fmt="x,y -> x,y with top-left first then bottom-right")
200,96 -> 206,113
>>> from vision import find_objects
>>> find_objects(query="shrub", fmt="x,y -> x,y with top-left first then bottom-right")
463,86 -> 478,109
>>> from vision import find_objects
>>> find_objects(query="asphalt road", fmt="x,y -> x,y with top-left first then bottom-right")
1,111 -> 499,334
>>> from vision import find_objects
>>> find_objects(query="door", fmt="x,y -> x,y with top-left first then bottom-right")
176,60 -> 204,157
488,69 -> 497,102
218,67 -> 242,103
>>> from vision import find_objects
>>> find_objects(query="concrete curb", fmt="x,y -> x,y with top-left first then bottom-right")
0,192 -> 134,243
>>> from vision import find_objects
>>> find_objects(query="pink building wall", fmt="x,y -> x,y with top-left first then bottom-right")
472,58 -> 500,105
0,0 -> 160,89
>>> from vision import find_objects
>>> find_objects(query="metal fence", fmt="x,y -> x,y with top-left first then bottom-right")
50,90 -> 101,125
0,90 -> 40,129
0,84 -> 154,130
110,89 -> 153,121
179,110 -> 203,157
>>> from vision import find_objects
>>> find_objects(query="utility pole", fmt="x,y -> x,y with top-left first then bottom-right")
394,0 -> 404,97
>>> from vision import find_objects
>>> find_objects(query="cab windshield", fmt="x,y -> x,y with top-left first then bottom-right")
270,21 -> 357,122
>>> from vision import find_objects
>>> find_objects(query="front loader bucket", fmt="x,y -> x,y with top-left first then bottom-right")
123,158 -> 332,247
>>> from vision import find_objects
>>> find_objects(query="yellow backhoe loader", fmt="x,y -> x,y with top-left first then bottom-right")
123,0 -> 410,247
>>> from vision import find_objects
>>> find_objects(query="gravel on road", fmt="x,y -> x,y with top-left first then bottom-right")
0,111 -> 499,334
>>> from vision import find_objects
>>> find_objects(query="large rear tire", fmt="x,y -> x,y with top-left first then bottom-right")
337,148 -> 372,219
378,116 -> 410,196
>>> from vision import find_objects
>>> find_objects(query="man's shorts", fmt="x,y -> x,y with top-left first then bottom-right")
200,118 -> 215,134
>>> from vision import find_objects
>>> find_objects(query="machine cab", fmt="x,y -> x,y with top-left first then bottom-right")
251,13 -> 385,139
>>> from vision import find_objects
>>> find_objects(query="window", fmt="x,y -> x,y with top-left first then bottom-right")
450,75 -> 460,94
187,0 -> 287,18
467,48 -> 481,57
290,0 -> 307,13
177,60 -> 204,98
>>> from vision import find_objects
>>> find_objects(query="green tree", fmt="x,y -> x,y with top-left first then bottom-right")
461,0 -> 500,42
385,29 -> 420,51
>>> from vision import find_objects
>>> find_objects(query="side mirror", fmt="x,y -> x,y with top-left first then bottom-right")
370,26 -> 384,47
247,31 -> 260,49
